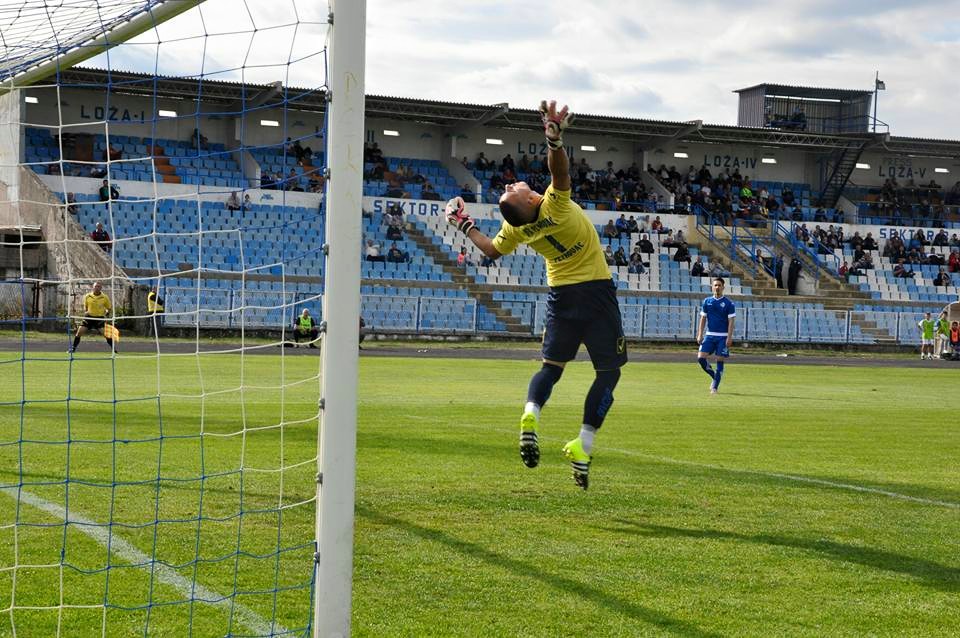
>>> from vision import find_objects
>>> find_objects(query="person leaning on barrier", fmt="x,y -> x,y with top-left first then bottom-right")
147,286 -> 164,338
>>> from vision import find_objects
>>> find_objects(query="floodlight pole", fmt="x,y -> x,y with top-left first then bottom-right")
315,0 -> 366,637
872,71 -> 879,133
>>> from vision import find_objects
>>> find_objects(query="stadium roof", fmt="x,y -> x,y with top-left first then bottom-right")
734,84 -> 874,99
48,66 -> 960,158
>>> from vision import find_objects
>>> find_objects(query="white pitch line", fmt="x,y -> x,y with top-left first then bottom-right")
0,487 -> 288,636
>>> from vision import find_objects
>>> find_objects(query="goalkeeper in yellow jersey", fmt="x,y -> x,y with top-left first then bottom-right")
71,281 -> 116,353
444,100 -> 626,490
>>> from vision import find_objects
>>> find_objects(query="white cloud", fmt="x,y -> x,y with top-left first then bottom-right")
72,0 -> 960,139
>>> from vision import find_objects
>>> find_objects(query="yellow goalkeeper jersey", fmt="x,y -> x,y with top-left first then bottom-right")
83,292 -> 111,317
492,184 -> 610,287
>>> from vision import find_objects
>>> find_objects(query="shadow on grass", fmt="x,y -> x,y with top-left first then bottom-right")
357,505 -> 723,638
604,520 -> 960,593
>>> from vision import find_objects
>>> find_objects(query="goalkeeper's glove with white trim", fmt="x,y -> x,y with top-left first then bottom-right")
445,196 -> 474,235
539,100 -> 574,150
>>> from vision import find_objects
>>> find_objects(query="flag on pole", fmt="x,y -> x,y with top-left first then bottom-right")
104,324 -> 121,341
875,79 -> 886,90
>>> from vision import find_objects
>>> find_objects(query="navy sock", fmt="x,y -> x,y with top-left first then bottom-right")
698,357 -> 715,379
72,335 -> 81,350
527,363 -> 564,407
583,368 -> 621,429
713,361 -> 725,389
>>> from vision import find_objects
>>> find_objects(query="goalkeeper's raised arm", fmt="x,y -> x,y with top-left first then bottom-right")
540,99 -> 573,192
444,99 -> 576,258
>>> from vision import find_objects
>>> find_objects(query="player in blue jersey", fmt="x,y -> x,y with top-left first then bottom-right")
696,277 -> 735,394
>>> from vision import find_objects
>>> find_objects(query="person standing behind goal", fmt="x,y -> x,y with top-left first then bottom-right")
444,99 -> 627,490
147,286 -> 165,339
71,281 -> 115,353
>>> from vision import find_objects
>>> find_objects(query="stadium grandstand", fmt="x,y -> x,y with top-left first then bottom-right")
4,68 -> 958,346
1,3 -> 958,637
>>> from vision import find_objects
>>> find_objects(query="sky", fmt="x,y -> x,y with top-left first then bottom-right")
77,0 -> 960,140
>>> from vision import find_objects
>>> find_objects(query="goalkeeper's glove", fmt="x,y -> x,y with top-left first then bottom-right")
445,196 -> 475,235
539,100 -> 574,150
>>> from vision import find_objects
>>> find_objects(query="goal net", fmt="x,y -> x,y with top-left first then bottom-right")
0,1 -> 342,635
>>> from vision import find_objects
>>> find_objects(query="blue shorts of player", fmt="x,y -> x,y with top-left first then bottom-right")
542,279 -> 627,369
699,335 -> 730,358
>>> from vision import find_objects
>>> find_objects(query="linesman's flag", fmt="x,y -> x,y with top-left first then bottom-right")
104,324 -> 121,341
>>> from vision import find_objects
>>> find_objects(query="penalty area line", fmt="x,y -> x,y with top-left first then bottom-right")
0,486 -> 288,636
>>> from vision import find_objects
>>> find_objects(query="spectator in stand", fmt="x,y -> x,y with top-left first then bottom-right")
813,207 -> 827,222
292,139 -> 305,162
365,239 -> 384,262
386,223 -> 403,241
661,230 -> 679,248
637,234 -> 655,254
626,216 -> 640,234
949,249 -> 960,273
708,261 -> 727,278
457,246 -> 473,267
475,152 -> 490,170
460,183 -> 476,203
613,246 -> 628,267
286,169 -> 303,191
66,192 -> 78,215
480,254 -> 496,267
690,256 -> 705,277
226,192 -> 241,211
673,242 -> 691,263
951,321 -> 960,357
603,245 -> 615,265
790,204 -> 803,222
893,258 -> 914,278
421,182 -> 442,201
98,179 -> 118,202
849,231 -> 863,250
628,248 -> 646,274
386,242 -> 408,263
614,214 -> 629,238
862,233 -> 878,251
651,216 -> 664,233
852,251 -> 873,272
933,267 -> 952,287
838,261 -> 849,280
90,222 -> 111,253
191,128 -> 208,151
500,154 -> 515,172
242,194 -> 252,211
601,219 -> 618,243
782,187 -> 795,207
932,229 -> 949,247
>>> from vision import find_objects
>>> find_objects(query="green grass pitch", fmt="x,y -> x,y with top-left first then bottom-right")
1,350 -> 958,636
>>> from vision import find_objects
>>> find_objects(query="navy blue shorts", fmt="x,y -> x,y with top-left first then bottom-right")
542,279 -> 627,370
699,335 -> 730,358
